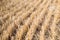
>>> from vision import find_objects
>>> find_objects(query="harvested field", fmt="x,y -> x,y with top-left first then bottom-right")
0,0 -> 60,40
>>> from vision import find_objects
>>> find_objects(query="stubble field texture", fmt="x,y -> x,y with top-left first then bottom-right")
0,0 -> 60,40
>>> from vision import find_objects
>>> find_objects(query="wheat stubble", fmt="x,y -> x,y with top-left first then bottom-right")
0,0 -> 60,40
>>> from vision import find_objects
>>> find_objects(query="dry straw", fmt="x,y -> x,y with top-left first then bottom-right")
0,0 -> 60,40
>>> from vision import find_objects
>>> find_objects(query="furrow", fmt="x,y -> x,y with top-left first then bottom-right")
0,0 -> 36,34
15,0 -> 43,40
39,0 -> 56,40
25,0 -> 51,39
1,1 -> 38,40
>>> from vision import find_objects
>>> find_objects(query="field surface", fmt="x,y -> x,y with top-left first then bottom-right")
0,0 -> 60,40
